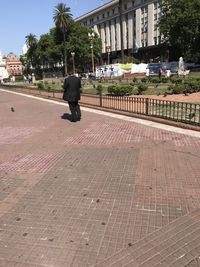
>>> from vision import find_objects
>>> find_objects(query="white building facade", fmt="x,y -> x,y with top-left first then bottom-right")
75,0 -> 163,62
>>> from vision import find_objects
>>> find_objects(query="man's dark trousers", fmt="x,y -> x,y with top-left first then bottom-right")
68,101 -> 81,122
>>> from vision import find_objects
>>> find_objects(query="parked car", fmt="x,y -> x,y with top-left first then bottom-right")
147,63 -> 162,76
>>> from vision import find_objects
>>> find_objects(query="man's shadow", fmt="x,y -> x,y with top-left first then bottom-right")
61,113 -> 72,121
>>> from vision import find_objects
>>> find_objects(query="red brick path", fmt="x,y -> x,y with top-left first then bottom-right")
0,89 -> 200,267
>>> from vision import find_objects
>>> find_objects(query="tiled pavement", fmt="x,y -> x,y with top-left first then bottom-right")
0,89 -> 200,267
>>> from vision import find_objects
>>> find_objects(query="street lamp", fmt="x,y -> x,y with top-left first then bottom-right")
88,32 -> 95,74
71,52 -> 75,74
106,45 -> 111,65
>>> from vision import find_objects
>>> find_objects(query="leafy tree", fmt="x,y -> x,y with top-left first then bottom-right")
36,33 -> 62,68
23,4 -> 102,76
25,34 -> 38,68
159,0 -> 200,62
53,3 -> 72,75
66,22 -> 102,72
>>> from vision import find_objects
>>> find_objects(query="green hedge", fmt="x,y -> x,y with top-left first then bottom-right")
149,77 -> 161,83
107,83 -> 148,96
137,83 -> 148,94
15,75 -> 23,82
37,81 -> 45,89
107,84 -> 134,96
96,84 -> 103,94
168,79 -> 200,94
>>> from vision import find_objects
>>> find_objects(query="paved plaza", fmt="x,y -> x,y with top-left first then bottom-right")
0,89 -> 200,267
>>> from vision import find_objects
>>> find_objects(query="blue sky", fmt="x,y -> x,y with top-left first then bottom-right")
0,0 -> 109,56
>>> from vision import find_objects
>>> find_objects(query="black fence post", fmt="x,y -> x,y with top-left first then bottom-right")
100,92 -> 103,107
145,98 -> 149,115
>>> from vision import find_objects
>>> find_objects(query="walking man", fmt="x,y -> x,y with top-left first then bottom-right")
63,73 -> 81,122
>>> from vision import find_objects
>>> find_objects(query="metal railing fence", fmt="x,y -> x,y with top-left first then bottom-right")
1,86 -> 200,126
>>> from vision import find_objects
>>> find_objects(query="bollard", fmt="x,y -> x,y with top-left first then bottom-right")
99,92 -> 103,107
145,98 -> 149,115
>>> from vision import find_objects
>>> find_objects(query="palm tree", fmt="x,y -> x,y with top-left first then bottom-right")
25,33 -> 38,68
53,3 -> 72,76
25,34 -> 37,47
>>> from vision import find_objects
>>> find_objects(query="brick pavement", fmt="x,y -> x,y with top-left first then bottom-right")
0,89 -> 200,267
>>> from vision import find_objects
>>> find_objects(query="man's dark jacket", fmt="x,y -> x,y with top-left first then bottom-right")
63,75 -> 81,102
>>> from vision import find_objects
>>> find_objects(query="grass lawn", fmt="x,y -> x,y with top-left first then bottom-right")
188,72 -> 200,78
142,84 -> 169,95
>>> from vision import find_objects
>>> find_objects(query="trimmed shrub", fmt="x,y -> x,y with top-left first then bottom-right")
47,85 -> 52,91
168,84 -> 186,94
170,77 -> 183,84
96,84 -> 103,94
141,77 -> 148,83
184,80 -> 200,93
107,84 -> 133,96
37,81 -> 45,89
137,83 -> 148,94
149,77 -> 161,83
131,87 -> 139,95
15,75 -> 23,82
161,77 -> 169,83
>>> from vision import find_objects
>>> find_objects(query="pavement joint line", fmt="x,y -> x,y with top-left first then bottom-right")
1,88 -> 200,138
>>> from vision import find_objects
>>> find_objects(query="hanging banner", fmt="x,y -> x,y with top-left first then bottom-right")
96,63 -> 148,77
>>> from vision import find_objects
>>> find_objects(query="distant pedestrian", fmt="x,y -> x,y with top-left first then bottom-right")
11,75 -> 15,84
28,74 -> 32,83
63,73 -> 81,122
166,69 -> 171,78
145,68 -> 150,80
23,75 -> 27,83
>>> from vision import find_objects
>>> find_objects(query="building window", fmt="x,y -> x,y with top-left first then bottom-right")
102,13 -> 104,19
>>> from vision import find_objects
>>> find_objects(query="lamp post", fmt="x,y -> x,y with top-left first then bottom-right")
106,45 -> 111,65
71,52 -> 75,74
88,32 -> 95,74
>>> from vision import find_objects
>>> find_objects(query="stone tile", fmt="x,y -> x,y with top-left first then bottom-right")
0,90 -> 200,267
